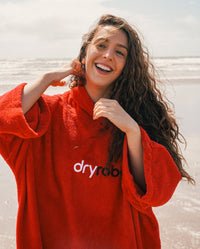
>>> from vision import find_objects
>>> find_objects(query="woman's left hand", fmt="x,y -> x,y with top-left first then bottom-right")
93,98 -> 140,134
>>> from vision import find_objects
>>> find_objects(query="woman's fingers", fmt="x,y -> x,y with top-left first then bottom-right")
71,59 -> 85,77
93,107 -> 110,120
50,80 -> 66,87
93,98 -> 138,133
93,99 -> 118,120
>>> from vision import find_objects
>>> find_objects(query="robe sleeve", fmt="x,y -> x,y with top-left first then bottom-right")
0,84 -> 51,164
0,83 -> 50,138
122,126 -> 182,211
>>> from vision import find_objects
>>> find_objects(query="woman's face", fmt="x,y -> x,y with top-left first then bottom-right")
83,25 -> 128,101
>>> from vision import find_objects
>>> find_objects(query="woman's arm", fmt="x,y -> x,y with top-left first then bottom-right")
125,126 -> 145,191
93,98 -> 146,191
22,59 -> 83,114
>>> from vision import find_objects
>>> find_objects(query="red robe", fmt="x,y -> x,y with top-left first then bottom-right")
0,84 -> 181,249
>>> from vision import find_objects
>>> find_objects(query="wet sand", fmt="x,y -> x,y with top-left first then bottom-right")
154,133 -> 200,249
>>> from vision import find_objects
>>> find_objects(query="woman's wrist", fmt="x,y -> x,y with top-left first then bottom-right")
41,72 -> 58,86
124,119 -> 141,137
42,66 -> 73,85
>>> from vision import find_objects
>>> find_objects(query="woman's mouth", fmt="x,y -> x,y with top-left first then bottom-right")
95,63 -> 113,73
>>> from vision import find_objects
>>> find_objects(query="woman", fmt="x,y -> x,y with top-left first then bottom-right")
0,14 -> 194,249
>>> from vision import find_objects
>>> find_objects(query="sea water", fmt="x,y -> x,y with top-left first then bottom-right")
0,56 -> 200,91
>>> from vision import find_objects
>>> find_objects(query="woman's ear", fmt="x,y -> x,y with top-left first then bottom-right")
82,57 -> 86,64
81,57 -> 86,72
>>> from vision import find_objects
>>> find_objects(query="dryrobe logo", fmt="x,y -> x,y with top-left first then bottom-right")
73,160 -> 122,178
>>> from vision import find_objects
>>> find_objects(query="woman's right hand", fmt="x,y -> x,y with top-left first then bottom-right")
48,59 -> 85,87
22,59 -> 84,114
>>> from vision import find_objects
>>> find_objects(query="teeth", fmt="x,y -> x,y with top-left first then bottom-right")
96,64 -> 112,72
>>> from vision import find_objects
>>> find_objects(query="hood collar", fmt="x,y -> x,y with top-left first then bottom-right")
71,86 -> 94,116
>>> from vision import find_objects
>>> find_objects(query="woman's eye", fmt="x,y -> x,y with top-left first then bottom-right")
116,50 -> 125,56
97,43 -> 106,49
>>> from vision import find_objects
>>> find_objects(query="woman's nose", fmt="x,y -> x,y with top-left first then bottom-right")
103,48 -> 114,60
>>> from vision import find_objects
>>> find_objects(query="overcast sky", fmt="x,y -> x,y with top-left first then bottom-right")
0,0 -> 200,58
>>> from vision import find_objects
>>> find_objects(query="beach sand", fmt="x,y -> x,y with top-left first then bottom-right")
154,133 -> 200,249
0,79 -> 200,249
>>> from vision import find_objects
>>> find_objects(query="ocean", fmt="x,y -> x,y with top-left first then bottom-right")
0,57 -> 200,249
0,56 -> 200,92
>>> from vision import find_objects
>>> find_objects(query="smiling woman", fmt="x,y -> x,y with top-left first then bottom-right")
0,14 -> 194,249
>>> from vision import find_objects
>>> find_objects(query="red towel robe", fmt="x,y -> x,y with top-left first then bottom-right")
0,84 -> 181,249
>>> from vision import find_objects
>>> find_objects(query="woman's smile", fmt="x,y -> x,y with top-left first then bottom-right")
95,63 -> 113,73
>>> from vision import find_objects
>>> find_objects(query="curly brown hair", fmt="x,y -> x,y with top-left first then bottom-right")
69,14 -> 194,184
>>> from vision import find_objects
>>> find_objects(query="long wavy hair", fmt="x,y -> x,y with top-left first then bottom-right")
69,14 -> 194,184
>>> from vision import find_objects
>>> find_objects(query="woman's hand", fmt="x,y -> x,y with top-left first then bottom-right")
50,59 -> 85,87
22,59 -> 84,114
93,98 -> 140,134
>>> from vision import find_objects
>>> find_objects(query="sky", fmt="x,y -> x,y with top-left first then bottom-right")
0,0 -> 200,58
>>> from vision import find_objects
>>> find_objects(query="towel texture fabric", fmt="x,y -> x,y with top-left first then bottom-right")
0,84 -> 181,249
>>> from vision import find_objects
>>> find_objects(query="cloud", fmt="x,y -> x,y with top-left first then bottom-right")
177,15 -> 199,27
0,0 -> 125,57
0,0 -> 104,36
0,0 -> 135,58
188,0 -> 198,5
0,0 -> 127,39
1,0 -> 200,57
